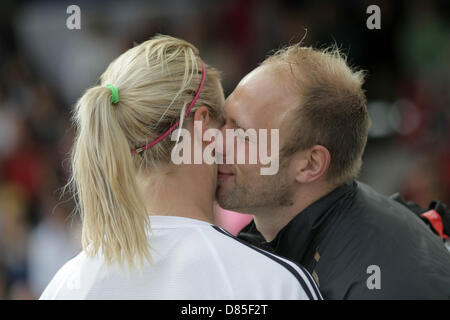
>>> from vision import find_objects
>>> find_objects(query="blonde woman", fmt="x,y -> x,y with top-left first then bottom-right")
40,35 -> 321,300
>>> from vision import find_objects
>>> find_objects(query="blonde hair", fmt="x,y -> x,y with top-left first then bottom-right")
263,44 -> 370,185
65,35 -> 223,269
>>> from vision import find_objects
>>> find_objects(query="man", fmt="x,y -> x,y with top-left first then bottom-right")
216,44 -> 450,299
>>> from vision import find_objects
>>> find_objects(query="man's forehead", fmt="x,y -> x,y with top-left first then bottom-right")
237,65 -> 281,98
238,65 -> 265,87
226,65 -> 298,129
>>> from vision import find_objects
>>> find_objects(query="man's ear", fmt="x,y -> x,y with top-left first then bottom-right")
295,145 -> 331,184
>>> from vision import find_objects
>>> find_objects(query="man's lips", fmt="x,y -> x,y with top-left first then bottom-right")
218,171 -> 234,176
218,169 -> 234,179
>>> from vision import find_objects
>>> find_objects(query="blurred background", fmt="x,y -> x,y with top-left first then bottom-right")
0,0 -> 449,299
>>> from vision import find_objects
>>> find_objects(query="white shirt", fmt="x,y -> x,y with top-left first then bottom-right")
40,216 -> 322,300
27,217 -> 80,296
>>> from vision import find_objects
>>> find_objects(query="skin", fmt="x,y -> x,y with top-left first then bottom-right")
216,63 -> 335,242
140,92 -> 225,224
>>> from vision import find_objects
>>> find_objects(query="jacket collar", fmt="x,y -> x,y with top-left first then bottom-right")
239,181 -> 357,262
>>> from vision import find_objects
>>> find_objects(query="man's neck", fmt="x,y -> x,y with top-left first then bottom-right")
253,181 -> 337,242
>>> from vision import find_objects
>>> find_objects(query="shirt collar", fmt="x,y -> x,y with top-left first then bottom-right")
149,215 -> 213,228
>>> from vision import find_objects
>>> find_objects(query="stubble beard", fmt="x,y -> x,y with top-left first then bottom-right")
216,162 -> 294,212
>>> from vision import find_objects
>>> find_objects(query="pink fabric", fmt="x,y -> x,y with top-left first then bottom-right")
214,205 -> 253,236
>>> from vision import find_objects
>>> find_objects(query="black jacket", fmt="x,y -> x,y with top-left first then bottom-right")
238,181 -> 450,299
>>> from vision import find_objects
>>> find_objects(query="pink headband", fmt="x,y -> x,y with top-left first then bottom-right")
131,62 -> 206,154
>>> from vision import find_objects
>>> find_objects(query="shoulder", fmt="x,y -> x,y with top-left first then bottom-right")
323,181 -> 450,298
205,225 -> 322,300
39,252 -> 85,300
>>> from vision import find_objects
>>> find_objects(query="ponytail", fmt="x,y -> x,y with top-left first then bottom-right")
70,86 -> 151,269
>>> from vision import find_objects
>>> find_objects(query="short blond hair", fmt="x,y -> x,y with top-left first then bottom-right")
66,35 -> 223,269
263,44 -> 370,185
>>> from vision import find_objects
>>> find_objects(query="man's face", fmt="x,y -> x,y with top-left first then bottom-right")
216,64 -> 299,212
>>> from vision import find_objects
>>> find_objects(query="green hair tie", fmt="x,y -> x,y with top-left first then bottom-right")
106,84 -> 119,104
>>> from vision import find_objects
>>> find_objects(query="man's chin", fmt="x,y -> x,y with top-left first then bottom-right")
215,186 -> 235,209
215,190 -> 250,213
215,186 -> 229,208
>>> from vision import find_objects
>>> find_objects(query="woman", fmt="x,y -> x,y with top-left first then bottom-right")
40,35 -> 321,299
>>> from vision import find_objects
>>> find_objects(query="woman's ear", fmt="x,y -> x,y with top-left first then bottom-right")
193,106 -> 211,135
